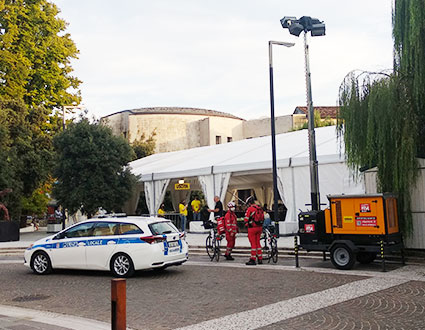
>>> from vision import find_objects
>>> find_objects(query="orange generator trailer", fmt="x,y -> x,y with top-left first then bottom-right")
298,193 -> 404,270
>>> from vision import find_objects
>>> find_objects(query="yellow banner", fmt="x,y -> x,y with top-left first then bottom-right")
174,183 -> 190,190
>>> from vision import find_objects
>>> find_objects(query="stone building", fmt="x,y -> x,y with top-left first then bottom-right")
100,106 -> 339,153
100,107 -> 244,153
243,114 -> 306,139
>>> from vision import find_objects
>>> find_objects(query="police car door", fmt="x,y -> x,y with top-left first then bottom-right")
85,221 -> 119,270
50,222 -> 94,269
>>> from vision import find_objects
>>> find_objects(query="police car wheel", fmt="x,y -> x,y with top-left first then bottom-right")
31,251 -> 52,275
110,253 -> 135,278
330,244 -> 355,270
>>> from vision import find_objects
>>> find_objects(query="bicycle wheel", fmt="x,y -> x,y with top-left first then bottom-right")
214,236 -> 221,262
271,238 -> 278,263
263,239 -> 271,262
206,234 -> 215,260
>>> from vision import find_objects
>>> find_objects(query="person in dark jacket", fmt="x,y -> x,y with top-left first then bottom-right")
208,196 -> 223,218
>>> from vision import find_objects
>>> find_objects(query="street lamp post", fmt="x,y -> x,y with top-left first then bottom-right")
269,40 -> 295,236
280,16 -> 326,211
303,32 -> 320,212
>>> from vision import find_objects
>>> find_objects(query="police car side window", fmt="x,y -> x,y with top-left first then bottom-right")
92,222 -> 116,236
119,223 -> 143,235
64,222 -> 94,238
149,222 -> 178,235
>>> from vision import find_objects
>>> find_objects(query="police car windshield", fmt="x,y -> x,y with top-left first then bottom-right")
149,222 -> 179,235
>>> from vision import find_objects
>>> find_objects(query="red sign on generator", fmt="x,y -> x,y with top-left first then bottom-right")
304,224 -> 315,233
360,203 -> 371,213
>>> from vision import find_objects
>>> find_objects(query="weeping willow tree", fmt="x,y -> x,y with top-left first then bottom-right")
337,0 -> 425,234
393,0 -> 425,156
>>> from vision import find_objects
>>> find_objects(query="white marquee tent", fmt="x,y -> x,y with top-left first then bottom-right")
129,126 -> 364,234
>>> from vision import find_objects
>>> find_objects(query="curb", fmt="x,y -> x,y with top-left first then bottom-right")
20,225 -> 36,233
0,304 -> 112,330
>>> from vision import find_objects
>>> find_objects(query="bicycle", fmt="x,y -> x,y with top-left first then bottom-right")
203,221 -> 223,262
262,225 -> 278,263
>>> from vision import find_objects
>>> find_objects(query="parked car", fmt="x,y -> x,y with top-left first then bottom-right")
24,215 -> 188,277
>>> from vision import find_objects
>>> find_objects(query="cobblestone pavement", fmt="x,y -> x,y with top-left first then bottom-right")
0,255 -> 424,330
260,280 -> 425,330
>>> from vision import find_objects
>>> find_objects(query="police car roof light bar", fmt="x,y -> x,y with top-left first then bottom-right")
94,213 -> 127,218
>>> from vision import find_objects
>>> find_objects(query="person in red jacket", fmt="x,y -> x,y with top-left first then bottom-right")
244,196 -> 264,265
224,201 -> 238,260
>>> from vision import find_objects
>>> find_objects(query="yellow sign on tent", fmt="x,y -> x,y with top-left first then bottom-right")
175,183 -> 190,190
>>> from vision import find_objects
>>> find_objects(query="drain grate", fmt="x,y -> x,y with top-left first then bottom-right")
12,294 -> 50,302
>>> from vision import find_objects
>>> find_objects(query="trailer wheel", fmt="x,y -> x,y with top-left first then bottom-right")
330,244 -> 355,270
356,252 -> 376,264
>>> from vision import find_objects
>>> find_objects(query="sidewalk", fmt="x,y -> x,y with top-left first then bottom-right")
186,232 -> 295,249
0,227 -> 50,249
0,227 -> 295,249
0,305 -> 110,330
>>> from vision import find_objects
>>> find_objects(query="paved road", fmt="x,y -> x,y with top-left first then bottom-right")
0,254 -> 424,330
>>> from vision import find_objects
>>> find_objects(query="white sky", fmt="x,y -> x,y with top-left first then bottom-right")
52,0 -> 394,120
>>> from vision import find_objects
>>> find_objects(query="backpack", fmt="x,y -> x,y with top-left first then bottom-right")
217,216 -> 225,235
250,205 -> 264,225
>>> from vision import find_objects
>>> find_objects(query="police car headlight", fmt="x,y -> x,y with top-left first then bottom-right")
27,244 -> 33,250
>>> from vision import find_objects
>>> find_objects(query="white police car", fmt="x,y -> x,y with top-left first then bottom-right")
24,215 -> 188,277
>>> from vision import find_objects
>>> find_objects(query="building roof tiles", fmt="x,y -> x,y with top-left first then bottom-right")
294,106 -> 339,119
104,107 -> 244,120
